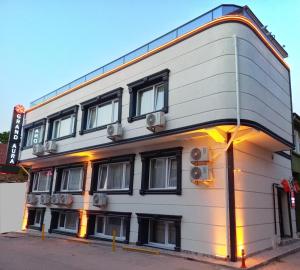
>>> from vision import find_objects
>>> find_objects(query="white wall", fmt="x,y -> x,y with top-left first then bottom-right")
0,182 -> 27,233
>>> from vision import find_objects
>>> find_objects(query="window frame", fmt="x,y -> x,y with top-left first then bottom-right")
79,88 -> 123,135
27,207 -> 46,231
54,163 -> 87,195
22,119 -> 46,150
127,69 -> 169,123
52,114 -> 75,140
140,147 -> 182,195
60,167 -> 84,192
46,105 -> 79,142
29,168 -> 54,194
136,213 -> 181,251
148,220 -> 176,249
86,211 -> 131,244
57,211 -> 79,233
90,154 -> 135,195
31,169 -> 53,194
294,130 -> 300,154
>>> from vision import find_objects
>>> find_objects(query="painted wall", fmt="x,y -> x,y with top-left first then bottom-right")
0,182 -> 27,233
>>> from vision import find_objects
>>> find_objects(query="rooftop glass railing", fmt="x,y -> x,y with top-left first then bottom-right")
30,4 -> 282,107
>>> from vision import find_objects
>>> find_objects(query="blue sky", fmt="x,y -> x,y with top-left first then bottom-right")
1,0 -> 299,132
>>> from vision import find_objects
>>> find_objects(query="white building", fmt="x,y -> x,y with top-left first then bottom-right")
19,5 -> 295,261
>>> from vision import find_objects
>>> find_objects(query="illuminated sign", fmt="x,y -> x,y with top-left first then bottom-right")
6,105 -> 25,165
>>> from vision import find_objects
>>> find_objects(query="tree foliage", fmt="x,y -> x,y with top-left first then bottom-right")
0,131 -> 10,144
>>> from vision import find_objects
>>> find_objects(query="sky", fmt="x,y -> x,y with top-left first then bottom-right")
1,0 -> 299,132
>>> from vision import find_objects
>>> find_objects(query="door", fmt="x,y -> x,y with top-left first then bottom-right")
277,187 -> 292,238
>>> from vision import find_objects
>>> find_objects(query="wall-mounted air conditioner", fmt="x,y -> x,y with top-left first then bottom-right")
32,144 -> 44,156
44,140 -> 57,153
40,194 -> 51,205
146,111 -> 166,132
51,194 -> 60,205
59,194 -> 73,206
190,165 -> 210,181
27,194 -> 38,205
107,123 -> 123,140
190,147 -> 209,162
93,193 -> 108,207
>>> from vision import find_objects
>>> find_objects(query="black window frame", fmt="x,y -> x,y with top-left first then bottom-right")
140,147 -> 182,195
136,213 -> 181,251
22,118 -> 46,150
79,88 -> 123,135
27,207 -> 46,231
127,69 -> 170,123
49,209 -> 80,237
54,162 -> 88,195
90,154 -> 135,195
46,105 -> 79,142
28,167 -> 55,195
86,211 -> 131,244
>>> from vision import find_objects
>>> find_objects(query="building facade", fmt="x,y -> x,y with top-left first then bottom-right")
19,5 -> 296,261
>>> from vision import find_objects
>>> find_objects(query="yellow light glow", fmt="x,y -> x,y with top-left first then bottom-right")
22,206 -> 28,231
79,210 -> 88,238
68,151 -> 93,159
203,128 -> 226,143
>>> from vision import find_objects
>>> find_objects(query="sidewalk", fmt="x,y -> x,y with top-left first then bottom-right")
7,231 -> 300,269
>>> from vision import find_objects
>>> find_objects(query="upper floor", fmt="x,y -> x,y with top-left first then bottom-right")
20,5 -> 293,163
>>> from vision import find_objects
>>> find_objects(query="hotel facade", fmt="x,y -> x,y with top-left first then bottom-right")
19,5 -> 297,261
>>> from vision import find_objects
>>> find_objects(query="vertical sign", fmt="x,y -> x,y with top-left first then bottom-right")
6,104 -> 25,165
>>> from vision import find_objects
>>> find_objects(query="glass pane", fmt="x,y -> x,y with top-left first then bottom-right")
113,100 -> 119,122
150,158 -> 166,188
149,220 -> 165,244
97,103 -> 113,126
168,222 -> 176,245
59,213 -> 66,228
59,116 -> 72,137
154,84 -> 165,111
87,107 -> 97,129
32,126 -> 43,144
107,163 -> 123,189
124,163 -> 130,188
137,88 -> 154,115
105,217 -> 121,237
65,212 -> 77,230
61,170 -> 69,190
35,210 -> 41,225
38,171 -> 49,191
33,174 -> 39,191
98,165 -> 107,189
96,216 -> 104,234
168,158 -> 177,188
26,129 -> 33,146
68,168 -> 82,191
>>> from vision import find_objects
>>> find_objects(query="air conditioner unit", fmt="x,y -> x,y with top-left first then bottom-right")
44,140 -> 57,153
59,194 -> 73,206
107,123 -> 123,140
146,111 -> 166,132
40,194 -> 51,205
32,144 -> 44,156
51,194 -> 60,205
27,194 -> 38,205
93,193 -> 108,207
190,147 -> 209,162
190,165 -> 210,181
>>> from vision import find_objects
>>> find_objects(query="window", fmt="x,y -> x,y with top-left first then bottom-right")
27,208 -> 45,230
87,100 -> 119,129
60,167 -> 83,192
137,84 -> 165,116
128,69 -> 169,122
32,170 -> 52,193
80,88 -> 123,134
90,155 -> 135,195
295,130 -> 300,154
25,126 -> 44,147
94,215 -> 126,241
97,162 -> 130,191
34,209 -> 43,227
52,115 -> 75,139
140,147 -> 182,195
58,212 -> 78,233
47,105 -> 78,141
136,213 -> 181,251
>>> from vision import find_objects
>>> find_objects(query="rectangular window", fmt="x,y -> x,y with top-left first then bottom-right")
32,170 -> 52,193
34,209 -> 43,226
148,220 -> 176,248
60,167 -> 83,192
94,215 -> 126,241
25,125 -> 44,147
52,115 -> 75,139
149,157 -> 177,189
58,212 -> 78,233
137,84 -> 165,116
295,130 -> 300,154
97,162 -> 130,191
86,99 -> 119,129
140,147 -> 182,195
